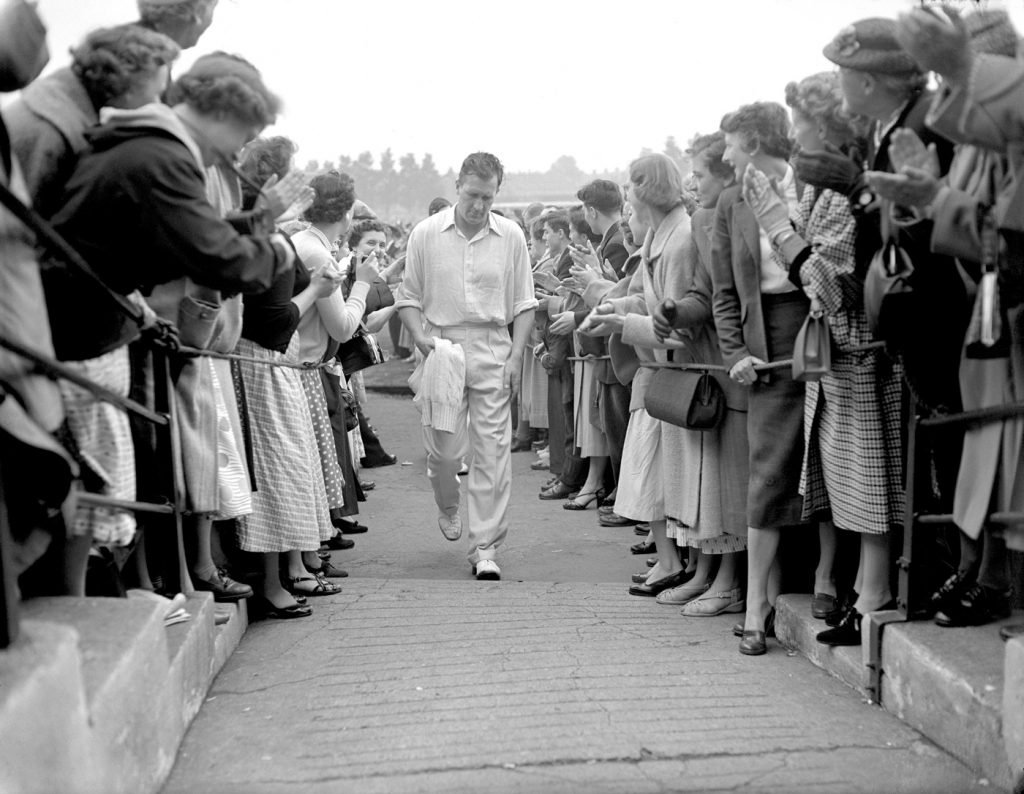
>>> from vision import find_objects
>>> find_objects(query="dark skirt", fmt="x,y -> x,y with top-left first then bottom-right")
747,292 -> 809,529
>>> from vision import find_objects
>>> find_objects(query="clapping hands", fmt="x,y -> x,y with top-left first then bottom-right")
260,171 -> 316,222
864,129 -> 942,209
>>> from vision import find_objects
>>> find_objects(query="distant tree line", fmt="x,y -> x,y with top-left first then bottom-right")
302,137 -> 691,221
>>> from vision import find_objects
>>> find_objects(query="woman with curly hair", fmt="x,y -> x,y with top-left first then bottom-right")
710,102 -> 809,653
5,23 -> 179,217
39,53 -> 293,594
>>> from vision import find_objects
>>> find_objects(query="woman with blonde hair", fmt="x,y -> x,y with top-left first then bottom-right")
586,153 -> 747,608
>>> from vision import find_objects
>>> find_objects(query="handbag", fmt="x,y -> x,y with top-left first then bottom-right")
336,325 -> 384,377
176,293 -> 221,349
643,352 -> 725,431
863,214 -> 915,344
337,386 -> 359,431
792,294 -> 832,381
965,210 -> 1011,359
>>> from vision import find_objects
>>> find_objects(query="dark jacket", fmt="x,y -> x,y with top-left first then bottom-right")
855,90 -> 968,413
541,247 -> 574,370
584,223 -> 630,380
43,105 -> 287,361
710,184 -> 770,371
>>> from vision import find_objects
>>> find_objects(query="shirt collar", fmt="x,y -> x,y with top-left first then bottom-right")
439,206 -> 503,238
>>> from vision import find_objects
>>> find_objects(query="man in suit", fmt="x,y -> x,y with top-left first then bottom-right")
820,17 -> 966,500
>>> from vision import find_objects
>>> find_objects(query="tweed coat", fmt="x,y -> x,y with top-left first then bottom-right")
795,188 -> 903,534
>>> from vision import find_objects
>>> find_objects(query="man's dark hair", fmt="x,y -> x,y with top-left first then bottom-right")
427,197 -> 451,216
569,205 -> 601,245
543,212 -> 570,239
458,151 -> 504,188
576,179 -> 623,215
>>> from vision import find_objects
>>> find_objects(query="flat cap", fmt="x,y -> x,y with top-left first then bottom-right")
823,17 -> 921,75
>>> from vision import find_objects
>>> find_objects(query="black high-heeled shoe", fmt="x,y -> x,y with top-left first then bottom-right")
825,591 -> 858,627
564,491 -> 601,510
816,607 -> 862,646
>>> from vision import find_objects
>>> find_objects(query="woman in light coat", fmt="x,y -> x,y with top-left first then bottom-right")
587,154 -> 747,611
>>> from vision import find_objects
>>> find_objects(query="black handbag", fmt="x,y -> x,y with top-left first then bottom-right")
336,325 -> 384,377
864,213 -> 915,344
643,352 -> 725,431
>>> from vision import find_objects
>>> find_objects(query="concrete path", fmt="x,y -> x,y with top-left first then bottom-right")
163,395 -> 993,794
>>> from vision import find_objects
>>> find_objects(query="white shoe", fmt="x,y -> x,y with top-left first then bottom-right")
474,559 -> 501,580
438,513 -> 462,541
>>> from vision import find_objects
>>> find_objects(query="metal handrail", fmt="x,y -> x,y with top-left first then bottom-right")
0,336 -> 167,426
865,394 -> 1024,704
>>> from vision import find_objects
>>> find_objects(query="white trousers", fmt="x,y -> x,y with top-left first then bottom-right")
423,324 -> 512,565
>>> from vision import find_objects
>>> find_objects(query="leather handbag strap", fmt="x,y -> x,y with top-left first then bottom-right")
0,179 -> 145,327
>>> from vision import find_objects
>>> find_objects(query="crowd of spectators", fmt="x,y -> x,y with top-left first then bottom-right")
0,0 -> 402,623
0,0 -> 1022,655
514,6 -> 1024,654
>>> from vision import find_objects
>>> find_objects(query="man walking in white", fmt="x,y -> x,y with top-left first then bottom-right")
396,152 -> 537,580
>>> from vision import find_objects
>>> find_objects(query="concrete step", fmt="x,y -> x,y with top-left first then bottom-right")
776,593 -> 1024,791
2,593 -> 249,793
0,619 -> 96,794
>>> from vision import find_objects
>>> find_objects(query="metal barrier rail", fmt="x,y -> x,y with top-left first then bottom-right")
0,332 -> 351,648
0,337 -> 182,648
864,396 -> 1024,704
637,341 -> 886,374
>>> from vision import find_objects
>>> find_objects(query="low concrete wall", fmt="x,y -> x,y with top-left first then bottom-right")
0,594 -> 246,793
776,594 -> 1023,791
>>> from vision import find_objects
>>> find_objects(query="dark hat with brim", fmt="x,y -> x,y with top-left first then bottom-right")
823,17 -> 921,75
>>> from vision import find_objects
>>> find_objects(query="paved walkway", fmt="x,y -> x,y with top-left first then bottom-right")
163,395 -> 991,794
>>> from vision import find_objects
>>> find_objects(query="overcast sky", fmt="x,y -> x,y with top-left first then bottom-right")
21,0 -> 1024,174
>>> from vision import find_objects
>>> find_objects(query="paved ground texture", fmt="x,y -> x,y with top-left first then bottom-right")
163,394 -> 994,794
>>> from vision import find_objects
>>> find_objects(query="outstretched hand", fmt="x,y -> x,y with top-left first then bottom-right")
259,171 -> 315,222
895,5 -> 972,86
